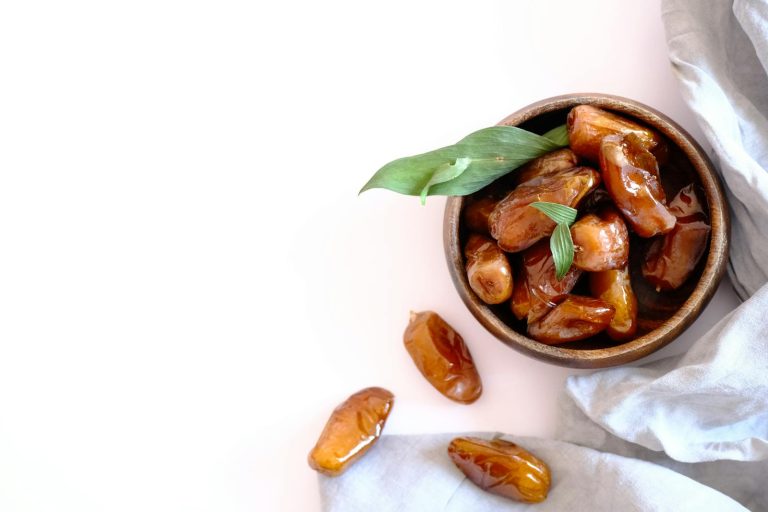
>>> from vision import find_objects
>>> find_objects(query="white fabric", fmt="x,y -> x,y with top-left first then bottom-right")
665,0 -> 768,299
319,1 -> 768,510
320,433 -> 748,511
562,285 -> 768,464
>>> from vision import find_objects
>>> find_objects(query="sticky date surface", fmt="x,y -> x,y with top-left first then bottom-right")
404,311 -> 482,404
308,387 -> 394,476
448,437 -> 551,503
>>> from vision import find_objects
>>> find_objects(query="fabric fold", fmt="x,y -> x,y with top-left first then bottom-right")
563,283 -> 768,464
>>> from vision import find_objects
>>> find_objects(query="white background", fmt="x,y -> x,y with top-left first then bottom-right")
0,1 -> 741,511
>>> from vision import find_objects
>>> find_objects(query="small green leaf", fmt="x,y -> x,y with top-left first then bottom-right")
360,125 -> 569,199
542,124 -> 569,146
530,201 -> 578,225
419,157 -> 470,205
550,223 -> 574,280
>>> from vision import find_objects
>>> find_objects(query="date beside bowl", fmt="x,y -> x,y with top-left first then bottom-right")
444,94 -> 729,369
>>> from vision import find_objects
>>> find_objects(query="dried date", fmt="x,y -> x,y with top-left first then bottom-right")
404,311 -> 482,404
527,295 -> 615,344
571,206 -> 629,272
447,436 -> 551,503
567,104 -> 667,162
308,387 -> 394,476
590,267 -> 638,341
522,240 -> 582,322
599,133 -> 676,237
515,148 -> 578,185
489,167 -> 600,253
642,184 -> 710,290
465,234 -> 513,304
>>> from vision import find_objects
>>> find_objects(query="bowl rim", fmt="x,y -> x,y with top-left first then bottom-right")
443,93 -> 730,368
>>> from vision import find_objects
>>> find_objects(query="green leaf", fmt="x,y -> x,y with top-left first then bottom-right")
419,157 -> 470,205
529,201 -> 578,225
360,125 -> 569,201
542,124 -> 569,146
550,222 -> 574,280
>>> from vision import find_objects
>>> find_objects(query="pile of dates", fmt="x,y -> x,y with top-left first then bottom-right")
309,312 -> 552,503
463,105 -> 711,345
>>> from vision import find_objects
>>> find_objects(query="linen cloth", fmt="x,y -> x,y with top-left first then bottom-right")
320,433 -> 749,511
319,1 -> 768,509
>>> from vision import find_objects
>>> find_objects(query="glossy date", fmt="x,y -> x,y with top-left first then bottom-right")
527,295 -> 615,344
447,436 -> 551,503
465,234 -> 513,304
308,387 -> 394,476
515,148 -> 578,185
567,104 -> 667,162
571,206 -> 629,272
599,133 -> 676,237
489,166 -> 600,253
522,240 -> 582,322
403,311 -> 482,404
590,266 -> 638,341
642,184 -> 710,290
510,264 -> 531,321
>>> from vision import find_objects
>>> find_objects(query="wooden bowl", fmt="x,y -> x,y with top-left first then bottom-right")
444,93 -> 729,368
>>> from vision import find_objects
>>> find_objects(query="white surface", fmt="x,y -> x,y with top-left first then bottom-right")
0,1 -> 741,511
